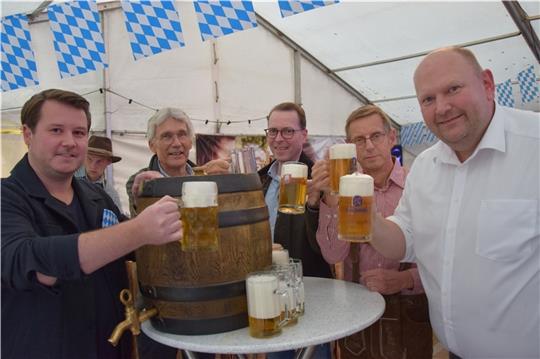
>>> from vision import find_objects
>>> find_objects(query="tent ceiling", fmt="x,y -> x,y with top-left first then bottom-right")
2,1 -> 539,127
255,1 -> 540,125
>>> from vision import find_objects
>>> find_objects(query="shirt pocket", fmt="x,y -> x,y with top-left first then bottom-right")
476,199 -> 538,261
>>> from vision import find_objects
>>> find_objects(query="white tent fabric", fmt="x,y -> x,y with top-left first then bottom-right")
1,0 -> 539,213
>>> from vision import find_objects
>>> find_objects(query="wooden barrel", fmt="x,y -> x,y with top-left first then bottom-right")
135,174 -> 272,335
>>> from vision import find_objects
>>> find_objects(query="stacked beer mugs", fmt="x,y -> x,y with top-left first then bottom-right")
338,173 -> 374,242
278,161 -> 308,214
179,181 -> 219,251
329,143 -> 357,194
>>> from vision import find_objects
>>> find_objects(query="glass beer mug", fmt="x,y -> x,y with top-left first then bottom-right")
179,181 -> 219,251
338,173 -> 374,242
329,143 -> 357,194
246,271 -> 290,338
278,161 -> 308,214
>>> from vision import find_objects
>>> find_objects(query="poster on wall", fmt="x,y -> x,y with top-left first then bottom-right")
196,134 -> 346,171
196,134 -> 271,170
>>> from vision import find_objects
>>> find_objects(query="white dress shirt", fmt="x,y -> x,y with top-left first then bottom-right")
389,105 -> 539,358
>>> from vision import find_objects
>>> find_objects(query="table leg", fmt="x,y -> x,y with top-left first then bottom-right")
294,346 -> 315,359
182,350 -> 199,359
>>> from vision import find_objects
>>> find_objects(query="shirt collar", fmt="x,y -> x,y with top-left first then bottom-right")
387,158 -> 406,189
157,161 -> 194,177
434,102 -> 505,165
267,160 -> 280,181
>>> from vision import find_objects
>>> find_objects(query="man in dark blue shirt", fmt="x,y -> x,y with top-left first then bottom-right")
1,89 -> 182,359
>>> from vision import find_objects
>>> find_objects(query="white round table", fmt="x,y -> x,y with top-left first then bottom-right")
142,277 -> 385,357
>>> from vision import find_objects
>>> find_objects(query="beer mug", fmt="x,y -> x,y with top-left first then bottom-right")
246,271 -> 289,338
179,181 -> 219,251
338,173 -> 374,242
269,264 -> 299,326
329,143 -> 357,194
278,161 -> 308,214
272,248 -> 290,266
289,258 -> 305,315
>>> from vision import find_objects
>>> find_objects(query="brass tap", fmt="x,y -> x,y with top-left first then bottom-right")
108,262 -> 157,350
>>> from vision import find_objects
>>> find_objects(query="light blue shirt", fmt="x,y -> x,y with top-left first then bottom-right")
264,161 -> 280,241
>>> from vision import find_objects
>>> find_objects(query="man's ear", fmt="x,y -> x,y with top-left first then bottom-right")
148,140 -> 157,154
482,69 -> 496,102
388,127 -> 397,146
22,125 -> 32,147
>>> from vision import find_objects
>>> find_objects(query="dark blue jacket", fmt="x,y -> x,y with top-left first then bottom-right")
1,155 -> 130,359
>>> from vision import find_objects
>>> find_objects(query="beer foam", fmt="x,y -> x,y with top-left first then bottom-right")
339,173 -> 374,197
182,181 -> 218,207
281,163 -> 307,178
247,274 -> 280,319
330,143 -> 356,159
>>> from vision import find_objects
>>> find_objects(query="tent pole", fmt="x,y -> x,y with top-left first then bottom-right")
294,50 -> 302,105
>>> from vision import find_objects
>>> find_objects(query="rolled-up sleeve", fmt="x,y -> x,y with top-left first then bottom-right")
315,201 -> 350,264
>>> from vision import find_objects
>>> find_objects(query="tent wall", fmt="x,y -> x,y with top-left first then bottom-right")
1,1 -> 366,214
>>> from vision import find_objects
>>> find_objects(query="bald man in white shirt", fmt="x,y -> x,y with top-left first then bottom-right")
371,47 -> 539,359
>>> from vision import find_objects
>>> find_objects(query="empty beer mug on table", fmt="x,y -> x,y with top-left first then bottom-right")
278,161 -> 308,214
329,143 -> 357,194
289,258 -> 305,315
180,181 -> 219,251
338,173 -> 374,242
246,271 -> 290,338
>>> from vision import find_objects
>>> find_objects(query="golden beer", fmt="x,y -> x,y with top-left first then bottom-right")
329,143 -> 357,194
180,181 -> 219,251
338,174 -> 374,242
246,273 -> 283,338
248,315 -> 282,338
278,162 -> 308,214
180,206 -> 219,251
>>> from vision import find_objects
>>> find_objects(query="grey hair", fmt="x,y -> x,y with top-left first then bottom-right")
146,107 -> 194,141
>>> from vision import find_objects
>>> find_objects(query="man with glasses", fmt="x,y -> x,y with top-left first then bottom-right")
306,105 -> 432,359
126,107 -> 229,217
258,102 -> 332,359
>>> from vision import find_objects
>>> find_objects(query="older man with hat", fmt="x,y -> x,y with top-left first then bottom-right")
76,135 -> 124,212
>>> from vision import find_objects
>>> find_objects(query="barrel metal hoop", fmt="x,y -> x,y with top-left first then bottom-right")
218,206 -> 268,228
151,313 -> 248,335
140,280 -> 246,302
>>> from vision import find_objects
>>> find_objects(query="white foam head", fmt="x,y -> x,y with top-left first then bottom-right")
339,173 -> 374,197
281,162 -> 307,178
181,181 -> 218,207
330,143 -> 356,160
246,273 -> 281,319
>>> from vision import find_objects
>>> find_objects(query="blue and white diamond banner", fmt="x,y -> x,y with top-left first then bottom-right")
193,1 -> 257,41
120,1 -> 185,61
400,122 -> 437,147
1,14 -> 39,92
517,65 -> 539,103
496,79 -> 515,108
278,0 -> 340,17
47,1 -> 107,78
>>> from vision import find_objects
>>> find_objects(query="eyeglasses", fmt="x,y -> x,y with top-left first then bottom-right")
264,127 -> 303,139
351,132 -> 387,147
158,131 -> 189,144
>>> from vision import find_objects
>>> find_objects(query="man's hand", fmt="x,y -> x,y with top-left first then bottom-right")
307,160 -> 332,208
360,268 -> 413,295
132,170 -> 163,197
134,195 -> 182,246
199,159 -> 230,175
